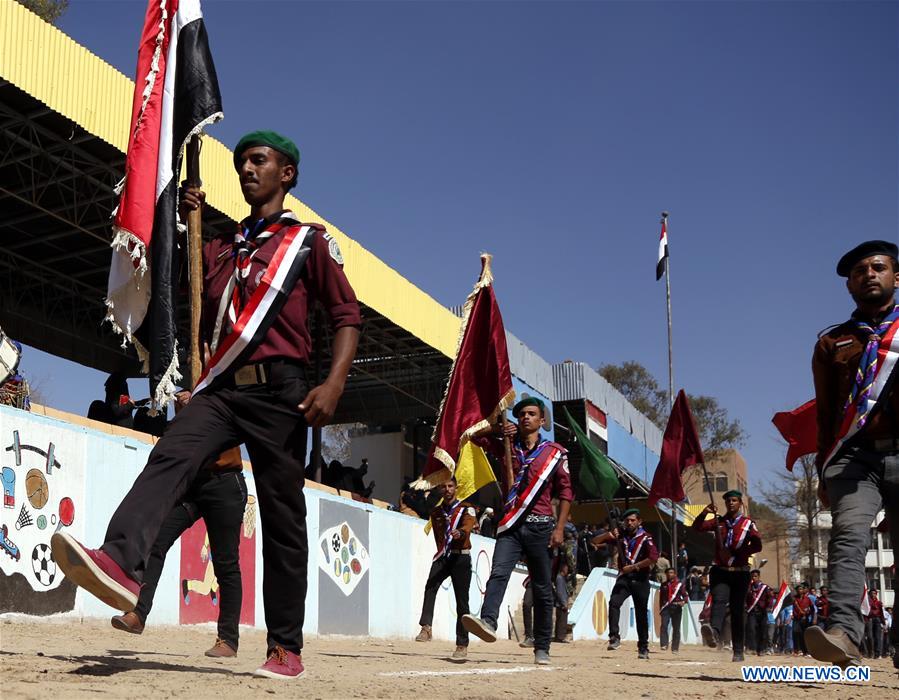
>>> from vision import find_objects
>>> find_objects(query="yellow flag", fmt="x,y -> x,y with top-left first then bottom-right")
423,441 -> 496,534
455,440 -> 497,501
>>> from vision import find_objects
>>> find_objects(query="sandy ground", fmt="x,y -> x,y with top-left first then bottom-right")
1,618 -> 897,699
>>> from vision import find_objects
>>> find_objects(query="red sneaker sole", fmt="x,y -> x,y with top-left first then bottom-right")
51,533 -> 137,612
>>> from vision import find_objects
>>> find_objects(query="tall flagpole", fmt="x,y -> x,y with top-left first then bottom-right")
662,210 -> 677,563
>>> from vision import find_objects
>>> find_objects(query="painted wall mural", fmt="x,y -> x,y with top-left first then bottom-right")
179,494 -> 257,627
0,418 -> 85,614
317,498 -> 369,635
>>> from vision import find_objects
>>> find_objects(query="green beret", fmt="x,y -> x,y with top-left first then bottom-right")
723,490 -> 742,500
233,130 -> 300,170
513,396 -> 546,418
621,508 -> 640,519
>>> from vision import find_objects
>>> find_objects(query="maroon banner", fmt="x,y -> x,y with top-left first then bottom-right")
422,255 -> 514,484
648,389 -> 704,506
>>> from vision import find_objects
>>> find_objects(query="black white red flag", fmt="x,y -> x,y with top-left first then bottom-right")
655,217 -> 669,280
106,0 -> 223,409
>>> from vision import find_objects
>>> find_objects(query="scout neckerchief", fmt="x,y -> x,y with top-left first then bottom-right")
623,527 -> 649,565
502,438 -> 549,513
194,214 -> 315,396
660,579 -> 684,610
721,512 -> 753,566
434,499 -> 465,561
496,438 -> 566,535
210,212 -> 289,353
845,305 -> 899,428
747,581 -> 769,612
823,304 -> 899,473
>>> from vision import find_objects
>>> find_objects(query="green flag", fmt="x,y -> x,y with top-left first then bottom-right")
563,406 -> 620,499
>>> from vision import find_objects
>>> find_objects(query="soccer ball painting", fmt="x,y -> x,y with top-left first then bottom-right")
31,543 -> 56,586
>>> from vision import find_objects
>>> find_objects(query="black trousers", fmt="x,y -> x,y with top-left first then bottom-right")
102,364 -> 309,653
481,521 -> 554,652
660,604 -> 682,651
745,609 -> 768,654
522,581 -> 534,639
608,574 -> 650,651
135,469 -> 247,650
867,618 -> 884,657
709,567 -> 751,653
793,618 -> 809,654
418,552 -> 472,646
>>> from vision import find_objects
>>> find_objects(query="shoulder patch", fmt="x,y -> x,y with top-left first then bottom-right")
322,232 -> 344,266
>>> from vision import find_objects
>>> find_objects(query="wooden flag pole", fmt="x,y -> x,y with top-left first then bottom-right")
186,136 -> 203,388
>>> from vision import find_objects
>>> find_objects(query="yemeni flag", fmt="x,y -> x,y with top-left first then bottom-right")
860,584 -> 871,616
419,254 -> 515,487
106,0 -> 223,409
771,580 -> 790,617
772,399 -> 818,471
648,389 -> 705,506
655,216 -> 669,280
563,406 -> 619,500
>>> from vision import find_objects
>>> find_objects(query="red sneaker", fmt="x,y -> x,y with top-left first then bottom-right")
253,646 -> 305,679
51,532 -> 139,611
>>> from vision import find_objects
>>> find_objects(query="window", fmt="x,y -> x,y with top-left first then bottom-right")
714,473 -> 728,492
881,529 -> 891,550
884,572 -> 895,591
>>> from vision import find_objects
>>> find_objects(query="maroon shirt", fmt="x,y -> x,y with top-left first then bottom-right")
745,581 -> 773,612
201,214 -> 361,364
611,528 -> 659,577
660,577 -> 688,608
477,436 -> 575,517
867,598 -> 884,622
691,512 -> 762,567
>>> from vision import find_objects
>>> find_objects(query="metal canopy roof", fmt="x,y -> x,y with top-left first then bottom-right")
0,79 -> 450,426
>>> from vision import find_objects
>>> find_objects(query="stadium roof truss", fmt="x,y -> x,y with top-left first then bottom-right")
0,2 -> 455,426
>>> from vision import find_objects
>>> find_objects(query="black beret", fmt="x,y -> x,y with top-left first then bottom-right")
621,508 -> 641,519
836,240 -> 898,277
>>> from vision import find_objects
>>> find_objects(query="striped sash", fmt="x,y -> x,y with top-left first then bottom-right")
823,317 -> 899,472
193,221 -> 315,396
434,501 -> 465,561
496,444 -> 564,534
660,581 -> 684,610
723,514 -> 753,566
624,529 -> 649,564
747,582 -> 769,612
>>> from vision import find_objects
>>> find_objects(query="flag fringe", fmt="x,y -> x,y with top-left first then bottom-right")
148,340 -> 182,415
134,0 -> 169,141
104,228 -> 150,344
427,253 -> 514,462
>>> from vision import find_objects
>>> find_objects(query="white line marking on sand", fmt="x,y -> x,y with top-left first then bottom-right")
379,666 -> 561,677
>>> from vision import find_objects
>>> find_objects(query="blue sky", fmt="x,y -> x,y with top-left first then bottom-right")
20,0 -> 899,492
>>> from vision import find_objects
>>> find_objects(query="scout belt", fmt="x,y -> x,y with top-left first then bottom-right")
233,363 -> 268,386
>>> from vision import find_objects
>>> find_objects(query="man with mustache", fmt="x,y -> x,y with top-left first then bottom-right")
804,241 -> 899,671
691,490 -> 762,662
53,131 -> 361,680
592,508 -> 659,659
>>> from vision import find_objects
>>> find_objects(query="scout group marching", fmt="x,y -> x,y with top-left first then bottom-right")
47,130 -> 899,679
